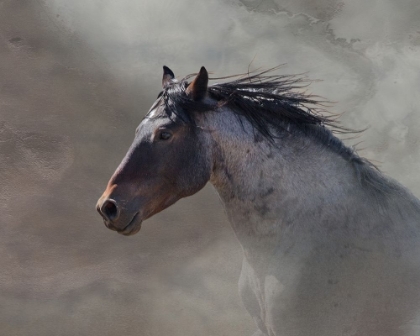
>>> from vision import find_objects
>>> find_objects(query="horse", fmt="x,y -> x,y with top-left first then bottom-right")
97,65 -> 420,336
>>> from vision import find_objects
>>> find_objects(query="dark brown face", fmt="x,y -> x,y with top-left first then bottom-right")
96,102 -> 212,235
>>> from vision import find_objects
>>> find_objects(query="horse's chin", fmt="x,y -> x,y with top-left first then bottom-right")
118,212 -> 143,236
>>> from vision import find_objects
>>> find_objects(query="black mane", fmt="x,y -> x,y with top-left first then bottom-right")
156,67 -> 400,195
160,68 -> 341,131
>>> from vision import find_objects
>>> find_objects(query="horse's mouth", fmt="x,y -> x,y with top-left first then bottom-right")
118,212 -> 142,236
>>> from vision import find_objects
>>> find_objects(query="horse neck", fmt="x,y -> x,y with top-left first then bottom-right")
201,110 -> 388,262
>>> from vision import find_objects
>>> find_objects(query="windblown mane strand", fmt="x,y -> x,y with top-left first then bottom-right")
162,69 -> 360,160
159,68 -> 399,196
163,69 -> 345,134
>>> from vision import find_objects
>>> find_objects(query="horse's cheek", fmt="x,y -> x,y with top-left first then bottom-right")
181,141 -> 211,193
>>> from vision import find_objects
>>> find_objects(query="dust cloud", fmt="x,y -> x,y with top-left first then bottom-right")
1,0 -> 420,335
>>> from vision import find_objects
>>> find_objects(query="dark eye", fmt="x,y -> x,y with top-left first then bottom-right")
159,131 -> 172,140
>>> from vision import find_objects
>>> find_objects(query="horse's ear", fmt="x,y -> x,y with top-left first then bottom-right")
162,66 -> 175,88
186,66 -> 208,101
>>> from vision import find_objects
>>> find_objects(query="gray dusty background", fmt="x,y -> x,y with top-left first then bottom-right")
1,0 -> 420,335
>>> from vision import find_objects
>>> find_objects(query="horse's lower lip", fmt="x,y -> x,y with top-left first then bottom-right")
118,212 -> 142,236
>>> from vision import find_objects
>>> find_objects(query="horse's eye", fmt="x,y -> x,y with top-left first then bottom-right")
159,131 -> 172,140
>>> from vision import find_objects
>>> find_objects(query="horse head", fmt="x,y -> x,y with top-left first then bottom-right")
96,66 -> 213,235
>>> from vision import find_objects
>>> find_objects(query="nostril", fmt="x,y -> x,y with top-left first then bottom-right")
100,199 -> 120,222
